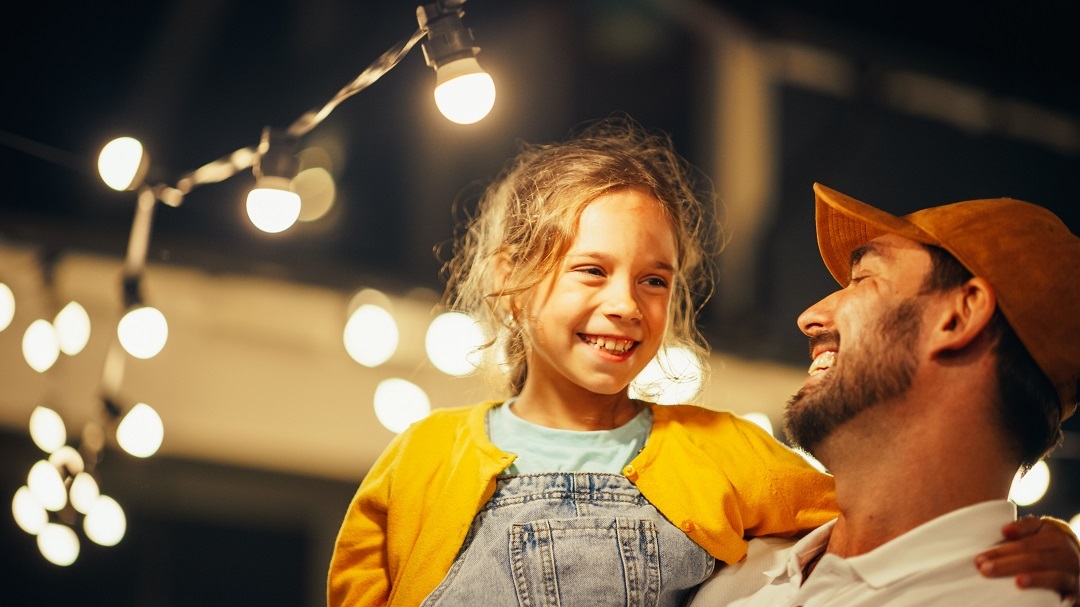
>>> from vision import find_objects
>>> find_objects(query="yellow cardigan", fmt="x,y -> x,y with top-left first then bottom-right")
328,401 -> 838,606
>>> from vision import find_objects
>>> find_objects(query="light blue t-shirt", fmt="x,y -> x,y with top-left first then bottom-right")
488,399 -> 653,474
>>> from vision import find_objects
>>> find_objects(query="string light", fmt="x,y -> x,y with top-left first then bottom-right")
9,0 -> 495,566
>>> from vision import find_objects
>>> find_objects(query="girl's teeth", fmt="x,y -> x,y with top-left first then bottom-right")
808,351 -> 836,375
587,336 -> 632,353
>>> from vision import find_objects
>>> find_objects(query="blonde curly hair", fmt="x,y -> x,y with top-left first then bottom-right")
442,117 -> 720,399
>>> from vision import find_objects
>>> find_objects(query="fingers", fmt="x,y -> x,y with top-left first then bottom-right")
1011,571 -> 1079,601
1001,514 -> 1044,540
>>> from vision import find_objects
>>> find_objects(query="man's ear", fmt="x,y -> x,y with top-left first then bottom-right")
929,276 -> 996,356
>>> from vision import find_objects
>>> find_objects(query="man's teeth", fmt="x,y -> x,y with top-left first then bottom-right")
584,335 -> 635,353
808,351 -> 836,375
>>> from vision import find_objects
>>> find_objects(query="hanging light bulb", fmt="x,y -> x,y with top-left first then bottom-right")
83,495 -> 126,547
69,472 -> 100,515
343,304 -> 399,367
0,282 -> 14,332
116,402 -> 164,458
29,406 -> 66,454
98,136 -> 150,191
418,1 -> 496,124
246,127 -> 301,233
117,305 -> 168,359
27,460 -> 67,512
12,486 -> 48,535
22,319 -> 60,373
37,523 -> 80,566
53,300 -> 91,356
425,311 -> 485,376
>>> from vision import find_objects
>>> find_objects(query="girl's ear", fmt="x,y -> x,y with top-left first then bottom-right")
929,276 -> 996,356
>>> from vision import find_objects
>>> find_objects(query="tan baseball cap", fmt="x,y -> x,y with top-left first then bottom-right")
813,182 -> 1080,420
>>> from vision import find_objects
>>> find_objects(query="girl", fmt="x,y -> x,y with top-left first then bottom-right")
328,118 -> 1078,606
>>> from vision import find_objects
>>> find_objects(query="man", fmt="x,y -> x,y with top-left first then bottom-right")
692,183 -> 1079,605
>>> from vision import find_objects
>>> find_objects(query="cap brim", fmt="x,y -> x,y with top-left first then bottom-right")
814,183 -> 939,286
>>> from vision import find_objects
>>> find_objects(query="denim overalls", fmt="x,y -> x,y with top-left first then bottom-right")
421,472 -> 715,606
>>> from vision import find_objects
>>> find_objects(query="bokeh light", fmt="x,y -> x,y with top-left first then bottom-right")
0,282 -> 14,332
12,486 -> 48,535
97,137 -> 146,191
83,495 -> 126,547
373,378 -> 431,434
117,305 -> 168,359
1009,460 -> 1050,506
343,304 -> 398,368
27,460 -> 67,512
116,403 -> 164,458
29,406 -> 66,454
425,312 -> 485,376
22,319 -> 60,373
53,301 -> 91,356
69,472 -> 100,515
37,523 -> 80,566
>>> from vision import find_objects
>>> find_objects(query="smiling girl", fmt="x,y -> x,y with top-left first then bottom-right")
327,118 -> 1078,606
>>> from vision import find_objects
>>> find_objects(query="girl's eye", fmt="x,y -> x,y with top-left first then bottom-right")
645,277 -> 669,288
575,266 -> 605,277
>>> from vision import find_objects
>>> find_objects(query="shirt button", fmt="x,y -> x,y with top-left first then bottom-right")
622,465 -> 638,479
681,519 -> 696,532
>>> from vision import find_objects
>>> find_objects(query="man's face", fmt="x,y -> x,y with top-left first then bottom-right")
784,234 -> 935,456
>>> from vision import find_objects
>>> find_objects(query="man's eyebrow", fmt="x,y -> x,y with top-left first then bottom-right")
849,242 -> 883,269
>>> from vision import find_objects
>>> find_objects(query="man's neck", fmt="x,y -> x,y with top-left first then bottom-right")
817,401 -> 1015,558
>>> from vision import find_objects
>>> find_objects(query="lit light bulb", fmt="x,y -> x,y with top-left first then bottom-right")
69,472 -> 100,515
433,58 -> 496,124
0,282 -> 14,332
373,378 -> 431,434
29,406 -> 66,454
22,319 -> 60,373
98,136 -> 148,191
12,486 -> 48,535
53,301 -> 91,356
83,495 -> 126,547
27,460 -> 67,512
246,178 -> 301,233
343,304 -> 399,367
1070,512 -> 1080,537
425,311 -> 485,376
37,523 -> 80,566
48,445 -> 84,477
1009,460 -> 1050,506
116,403 -> 164,458
117,305 -> 168,359
629,346 -> 704,405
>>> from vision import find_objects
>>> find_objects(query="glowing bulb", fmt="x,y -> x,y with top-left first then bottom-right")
116,403 -> 164,458
425,312 -> 485,376
53,301 -> 90,356
83,495 -> 126,546
22,319 -> 60,372
629,346 -> 704,405
246,177 -> 301,233
38,523 -> 80,566
434,58 -> 495,124
69,473 -> 100,515
373,378 -> 431,434
12,486 -> 48,535
1009,460 -> 1050,506
343,304 -> 399,367
0,282 -> 14,332
48,445 -> 84,476
117,305 -> 168,359
29,406 -> 66,454
27,460 -> 67,511
98,137 -> 147,191
1070,512 -> 1080,537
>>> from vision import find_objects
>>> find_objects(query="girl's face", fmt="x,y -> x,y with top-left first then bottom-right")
519,188 -> 678,399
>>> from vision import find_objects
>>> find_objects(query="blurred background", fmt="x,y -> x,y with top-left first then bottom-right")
2,0 -> 1077,604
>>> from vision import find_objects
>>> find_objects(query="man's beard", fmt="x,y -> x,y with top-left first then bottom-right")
783,298 -> 925,457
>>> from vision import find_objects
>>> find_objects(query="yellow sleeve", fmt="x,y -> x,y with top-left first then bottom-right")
326,431 -> 408,607
727,414 -> 838,538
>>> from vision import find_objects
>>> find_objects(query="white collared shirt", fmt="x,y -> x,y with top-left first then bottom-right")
690,500 -> 1068,606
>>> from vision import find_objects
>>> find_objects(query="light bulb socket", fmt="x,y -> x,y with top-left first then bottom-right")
417,2 -> 480,69
254,127 -> 300,181
121,274 -> 143,310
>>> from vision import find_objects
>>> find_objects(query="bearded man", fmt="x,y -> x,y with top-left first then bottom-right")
692,183 -> 1080,606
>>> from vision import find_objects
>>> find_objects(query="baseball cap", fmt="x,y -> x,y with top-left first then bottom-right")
813,182 -> 1080,420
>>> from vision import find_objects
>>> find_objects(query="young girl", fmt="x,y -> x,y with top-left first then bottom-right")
328,118 -> 1079,606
